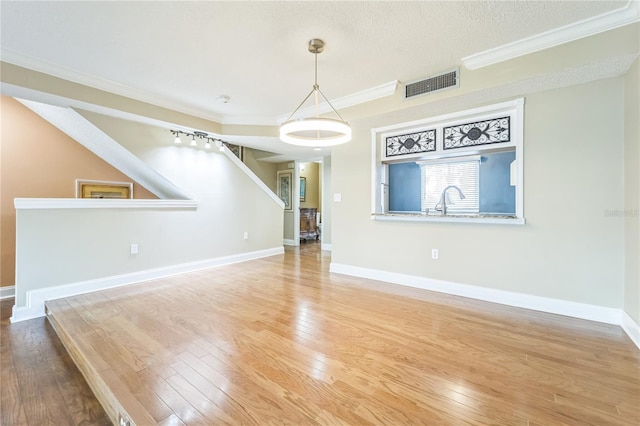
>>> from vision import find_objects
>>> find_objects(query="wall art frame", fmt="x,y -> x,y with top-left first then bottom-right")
277,170 -> 293,210
224,143 -> 244,161
299,177 -> 307,202
75,179 -> 133,199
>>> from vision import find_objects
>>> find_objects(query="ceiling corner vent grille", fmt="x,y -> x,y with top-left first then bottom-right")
404,68 -> 459,99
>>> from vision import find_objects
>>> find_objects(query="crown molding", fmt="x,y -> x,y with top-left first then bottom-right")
2,82 -> 195,134
2,48 -> 397,127
462,0 -> 640,70
1,49 -> 224,123
276,80 -> 398,124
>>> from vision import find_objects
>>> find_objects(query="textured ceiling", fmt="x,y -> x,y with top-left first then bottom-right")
0,0 -> 629,130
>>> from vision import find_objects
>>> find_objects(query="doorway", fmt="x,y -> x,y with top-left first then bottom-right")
293,157 -> 331,250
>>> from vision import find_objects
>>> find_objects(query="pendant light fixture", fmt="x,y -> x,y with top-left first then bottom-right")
280,39 -> 351,147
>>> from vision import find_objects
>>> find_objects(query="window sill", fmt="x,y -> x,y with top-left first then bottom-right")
371,212 -> 525,225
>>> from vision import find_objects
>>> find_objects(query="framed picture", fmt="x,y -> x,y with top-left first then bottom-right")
277,170 -> 293,210
224,142 -> 244,161
299,177 -> 306,202
76,179 -> 133,199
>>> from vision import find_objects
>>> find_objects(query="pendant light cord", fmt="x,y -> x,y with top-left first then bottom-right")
314,50 -> 319,118
283,43 -> 347,123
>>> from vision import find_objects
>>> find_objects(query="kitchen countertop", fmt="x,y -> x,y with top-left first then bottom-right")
371,212 -> 525,225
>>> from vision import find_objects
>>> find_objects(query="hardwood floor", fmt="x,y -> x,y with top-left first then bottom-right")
5,240 -> 640,425
0,298 -> 111,425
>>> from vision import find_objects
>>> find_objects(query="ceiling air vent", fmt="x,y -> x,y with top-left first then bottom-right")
404,68 -> 459,99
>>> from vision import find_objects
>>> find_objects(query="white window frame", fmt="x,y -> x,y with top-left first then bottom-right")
371,98 -> 525,224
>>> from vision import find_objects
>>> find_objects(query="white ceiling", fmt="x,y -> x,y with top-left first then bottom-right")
0,1 -> 633,158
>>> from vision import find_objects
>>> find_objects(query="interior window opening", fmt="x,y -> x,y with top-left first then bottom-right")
372,98 -> 524,222
388,149 -> 516,216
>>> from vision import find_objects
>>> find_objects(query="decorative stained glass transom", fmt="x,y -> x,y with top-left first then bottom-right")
443,117 -> 510,150
386,130 -> 436,157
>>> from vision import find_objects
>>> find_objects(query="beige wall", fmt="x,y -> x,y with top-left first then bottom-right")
0,96 -> 156,287
624,57 -> 640,323
332,77 -> 625,309
0,131 -> 2,285
243,148 -> 278,193
299,162 -> 320,211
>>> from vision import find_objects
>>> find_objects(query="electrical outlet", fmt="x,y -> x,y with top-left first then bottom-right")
334,193 -> 342,202
243,232 -> 249,240
130,243 -> 139,255
118,413 -> 131,426
431,249 -> 439,259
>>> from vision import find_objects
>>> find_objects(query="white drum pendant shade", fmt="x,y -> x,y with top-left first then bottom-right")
280,117 -> 351,146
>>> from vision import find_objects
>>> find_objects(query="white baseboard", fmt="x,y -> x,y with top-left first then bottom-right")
10,246 -> 284,323
0,286 -> 15,299
622,311 -> 640,350
330,262 -> 639,350
10,305 -> 42,322
283,239 -> 298,246
321,243 -> 332,251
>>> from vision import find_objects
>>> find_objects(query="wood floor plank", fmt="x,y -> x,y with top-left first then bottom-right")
137,367 -> 210,425
174,350 -> 300,423
156,413 -> 187,426
0,345 -> 28,426
1,298 -> 110,426
34,241 -> 640,425
164,372 -> 236,424
193,344 -> 324,425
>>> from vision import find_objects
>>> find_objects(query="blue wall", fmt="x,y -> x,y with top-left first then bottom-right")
480,151 -> 516,214
389,162 -> 421,212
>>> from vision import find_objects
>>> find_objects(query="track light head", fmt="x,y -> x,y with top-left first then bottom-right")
170,130 -> 232,153
171,130 -> 183,144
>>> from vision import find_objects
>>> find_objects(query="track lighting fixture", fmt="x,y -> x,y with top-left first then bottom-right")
170,130 -> 228,151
